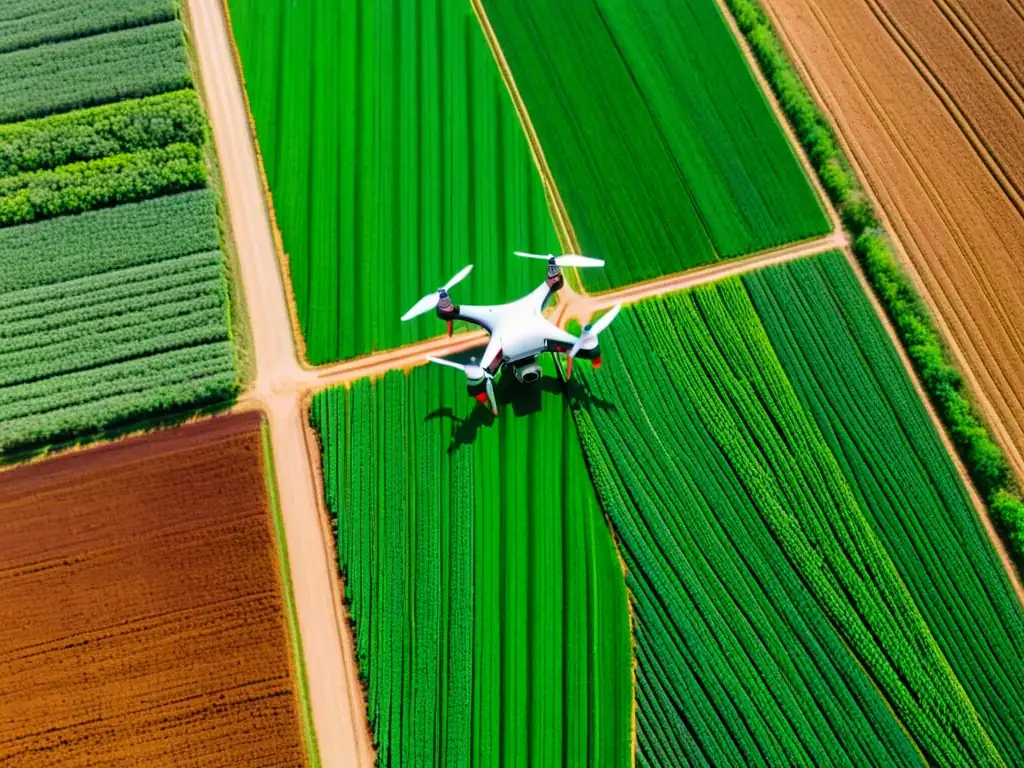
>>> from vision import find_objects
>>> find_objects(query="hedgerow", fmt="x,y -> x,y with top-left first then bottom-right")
0,0 -> 177,54
0,21 -> 191,123
0,142 -> 205,227
0,90 -> 203,178
723,0 -> 1024,571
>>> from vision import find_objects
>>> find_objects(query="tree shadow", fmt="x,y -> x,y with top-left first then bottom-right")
425,371 -> 617,454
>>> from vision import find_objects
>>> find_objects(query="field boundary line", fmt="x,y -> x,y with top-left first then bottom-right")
470,0 -> 582,263
260,419 -> 322,768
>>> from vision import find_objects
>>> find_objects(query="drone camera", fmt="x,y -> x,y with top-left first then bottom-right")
515,361 -> 543,384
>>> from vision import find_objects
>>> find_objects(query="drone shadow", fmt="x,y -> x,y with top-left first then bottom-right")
425,373 -> 617,454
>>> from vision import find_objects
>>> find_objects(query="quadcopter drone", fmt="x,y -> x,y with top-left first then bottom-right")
400,251 -> 621,416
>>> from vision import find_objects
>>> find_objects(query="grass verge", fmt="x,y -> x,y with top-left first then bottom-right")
260,421 -> 321,768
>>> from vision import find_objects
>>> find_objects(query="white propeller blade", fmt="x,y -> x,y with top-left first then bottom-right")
590,303 -> 621,335
485,377 -> 497,416
402,293 -> 440,322
552,254 -> 605,268
514,251 -> 605,268
425,356 -> 466,371
566,304 -> 621,378
444,263 -> 473,290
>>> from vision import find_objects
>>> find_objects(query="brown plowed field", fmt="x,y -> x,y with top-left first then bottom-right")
762,0 -> 1024,479
0,412 -> 304,766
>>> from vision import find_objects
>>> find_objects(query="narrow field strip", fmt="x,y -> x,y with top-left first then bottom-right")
0,0 -> 178,55
226,0 -> 559,364
571,253 -> 1024,766
0,21 -> 192,123
311,362 -> 633,766
480,0 -> 828,290
0,90 -> 204,178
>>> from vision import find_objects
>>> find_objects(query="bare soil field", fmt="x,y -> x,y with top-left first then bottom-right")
762,0 -> 1024,478
0,412 -> 304,766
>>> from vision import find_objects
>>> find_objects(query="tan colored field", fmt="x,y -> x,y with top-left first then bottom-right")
762,0 -> 1024,479
0,412 -> 304,766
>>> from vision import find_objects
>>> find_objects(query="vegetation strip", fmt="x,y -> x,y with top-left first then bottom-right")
722,0 -> 1024,573
311,362 -> 633,766
0,20 -> 192,123
225,0 -> 558,364
0,0 -> 178,54
261,423 -> 322,768
481,0 -> 828,290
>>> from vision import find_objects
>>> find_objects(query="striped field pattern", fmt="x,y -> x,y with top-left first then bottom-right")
312,359 -> 633,766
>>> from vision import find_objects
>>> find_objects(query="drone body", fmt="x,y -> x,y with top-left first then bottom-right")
401,252 -> 621,416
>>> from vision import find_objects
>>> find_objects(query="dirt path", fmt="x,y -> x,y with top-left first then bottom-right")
185,1 -> 374,765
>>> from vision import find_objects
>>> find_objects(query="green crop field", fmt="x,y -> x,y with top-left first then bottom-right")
571,253 -> 1024,766
0,191 -> 236,459
0,0 -> 178,54
227,0 -> 559,364
483,0 -> 829,290
311,361 -> 632,766
745,255 -> 1024,761
0,20 -> 191,124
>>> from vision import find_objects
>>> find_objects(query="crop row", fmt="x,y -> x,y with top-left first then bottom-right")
227,0 -> 559,363
0,344 -> 236,458
483,0 -> 828,290
0,142 -> 205,227
571,254 -> 1023,766
0,20 -> 191,124
0,197 -> 235,459
0,90 -> 204,178
311,361 -> 632,766
0,189 -> 219,293
0,0 -> 177,54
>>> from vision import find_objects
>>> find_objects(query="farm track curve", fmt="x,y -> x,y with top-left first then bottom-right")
186,0 -> 1024,763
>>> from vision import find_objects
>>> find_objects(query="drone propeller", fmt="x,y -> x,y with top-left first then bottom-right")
566,304 -> 621,379
514,251 -> 605,268
425,355 -> 497,416
400,264 -> 474,322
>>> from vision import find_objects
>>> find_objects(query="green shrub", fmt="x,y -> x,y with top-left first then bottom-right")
0,90 -> 203,177
0,142 -> 205,226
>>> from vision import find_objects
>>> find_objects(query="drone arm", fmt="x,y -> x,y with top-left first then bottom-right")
450,305 -> 495,333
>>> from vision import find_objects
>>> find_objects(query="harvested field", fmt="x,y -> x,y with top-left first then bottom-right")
761,0 -> 1024,478
0,412 -> 306,766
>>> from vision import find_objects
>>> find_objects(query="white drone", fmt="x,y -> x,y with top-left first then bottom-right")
400,251 -> 621,416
